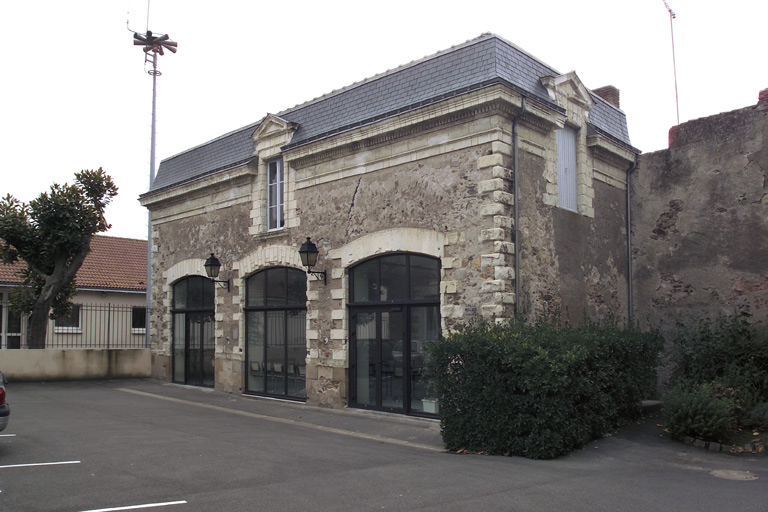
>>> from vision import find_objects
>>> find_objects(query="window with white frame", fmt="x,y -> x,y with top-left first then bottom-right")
54,304 -> 81,333
131,306 -> 146,334
556,126 -> 578,212
267,159 -> 285,231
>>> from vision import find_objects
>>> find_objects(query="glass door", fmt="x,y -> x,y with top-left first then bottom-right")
171,276 -> 215,387
186,312 -> 214,387
244,267 -> 307,400
351,308 -> 406,412
348,253 -> 441,415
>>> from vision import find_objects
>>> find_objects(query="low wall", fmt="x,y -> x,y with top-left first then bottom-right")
0,349 -> 151,381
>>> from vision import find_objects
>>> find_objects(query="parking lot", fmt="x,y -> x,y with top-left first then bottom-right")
0,380 -> 765,512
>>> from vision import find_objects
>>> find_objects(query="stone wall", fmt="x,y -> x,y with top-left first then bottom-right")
516,146 -> 630,325
632,91 -> 768,331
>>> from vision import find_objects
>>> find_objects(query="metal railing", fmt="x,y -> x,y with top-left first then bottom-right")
1,302 -> 147,349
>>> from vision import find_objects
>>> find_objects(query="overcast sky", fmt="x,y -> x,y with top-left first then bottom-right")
2,0 -> 765,241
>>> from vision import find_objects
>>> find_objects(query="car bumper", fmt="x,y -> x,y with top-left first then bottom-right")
0,404 -> 9,432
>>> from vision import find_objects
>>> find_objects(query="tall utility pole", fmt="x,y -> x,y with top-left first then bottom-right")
130,28 -> 177,348
663,0 -> 680,125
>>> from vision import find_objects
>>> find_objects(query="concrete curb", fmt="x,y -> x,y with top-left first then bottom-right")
642,400 -> 766,456
682,435 -> 767,455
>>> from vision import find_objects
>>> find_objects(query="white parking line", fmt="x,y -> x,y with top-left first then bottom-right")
80,500 -> 187,511
0,434 -> 16,437
0,460 -> 81,469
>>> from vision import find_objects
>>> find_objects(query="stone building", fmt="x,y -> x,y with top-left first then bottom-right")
631,89 -> 768,331
139,34 -> 637,414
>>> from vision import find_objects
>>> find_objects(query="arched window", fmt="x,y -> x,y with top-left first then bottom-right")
349,254 -> 440,415
244,267 -> 307,399
172,276 -> 215,387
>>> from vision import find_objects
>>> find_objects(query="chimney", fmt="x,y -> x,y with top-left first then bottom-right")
592,86 -> 620,108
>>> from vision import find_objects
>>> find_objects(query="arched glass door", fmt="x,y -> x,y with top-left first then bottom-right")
172,276 -> 215,387
349,254 -> 440,415
244,267 -> 307,399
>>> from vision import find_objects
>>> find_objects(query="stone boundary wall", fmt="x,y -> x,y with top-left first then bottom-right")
1,349 -> 151,381
632,90 -> 768,331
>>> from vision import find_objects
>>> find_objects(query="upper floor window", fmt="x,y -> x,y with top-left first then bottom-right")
267,159 -> 285,231
556,126 -> 578,212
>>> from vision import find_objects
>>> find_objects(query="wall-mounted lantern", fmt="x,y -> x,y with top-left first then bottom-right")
298,237 -> 326,285
204,253 -> 230,292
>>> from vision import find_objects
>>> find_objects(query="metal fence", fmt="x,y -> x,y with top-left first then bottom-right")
1,302 -> 147,349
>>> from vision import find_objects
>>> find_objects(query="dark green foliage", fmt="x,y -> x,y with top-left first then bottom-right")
427,320 -> 663,459
662,383 -> 737,442
671,311 -> 768,410
664,311 -> 768,439
746,402 -> 768,430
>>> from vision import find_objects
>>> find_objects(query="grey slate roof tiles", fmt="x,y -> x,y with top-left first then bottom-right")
151,33 -> 634,193
151,120 -> 261,190
587,94 -> 631,145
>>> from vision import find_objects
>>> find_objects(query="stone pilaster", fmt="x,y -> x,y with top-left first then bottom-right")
476,143 -> 515,322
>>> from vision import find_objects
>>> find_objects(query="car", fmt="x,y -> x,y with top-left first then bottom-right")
0,372 -> 9,432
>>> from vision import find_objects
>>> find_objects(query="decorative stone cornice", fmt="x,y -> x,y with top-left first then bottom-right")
252,114 -> 298,142
541,72 -> 595,111
140,164 -> 257,210
587,134 -> 636,167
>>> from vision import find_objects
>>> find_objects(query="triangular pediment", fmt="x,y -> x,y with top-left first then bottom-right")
541,71 -> 594,110
252,114 -> 298,141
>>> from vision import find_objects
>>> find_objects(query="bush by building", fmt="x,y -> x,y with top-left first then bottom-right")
663,311 -> 768,442
427,320 -> 663,459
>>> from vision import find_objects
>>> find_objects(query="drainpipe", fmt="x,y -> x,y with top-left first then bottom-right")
626,154 -> 638,325
513,97 -> 527,318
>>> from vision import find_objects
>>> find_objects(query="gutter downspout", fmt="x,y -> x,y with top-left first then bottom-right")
626,155 -> 638,325
513,97 -> 527,318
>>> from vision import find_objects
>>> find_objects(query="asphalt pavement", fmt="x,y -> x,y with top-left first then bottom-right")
0,379 -> 765,512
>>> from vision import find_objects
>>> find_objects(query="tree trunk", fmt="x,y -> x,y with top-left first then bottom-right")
24,242 -> 90,349
27,302 -> 51,349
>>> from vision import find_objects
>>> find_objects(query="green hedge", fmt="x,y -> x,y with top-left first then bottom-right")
427,321 -> 663,459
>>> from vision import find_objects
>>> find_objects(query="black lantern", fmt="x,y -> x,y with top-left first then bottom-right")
298,238 -> 326,284
204,253 -> 230,291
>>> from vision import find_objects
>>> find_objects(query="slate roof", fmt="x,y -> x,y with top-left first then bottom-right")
587,93 -> 631,143
0,236 -> 147,292
151,33 -> 635,193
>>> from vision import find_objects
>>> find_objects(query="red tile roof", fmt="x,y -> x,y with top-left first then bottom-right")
0,235 -> 147,292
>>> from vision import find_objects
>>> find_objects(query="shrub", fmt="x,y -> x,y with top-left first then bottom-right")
427,320 -> 663,459
662,383 -> 737,442
671,310 -> 768,413
664,311 -> 768,441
